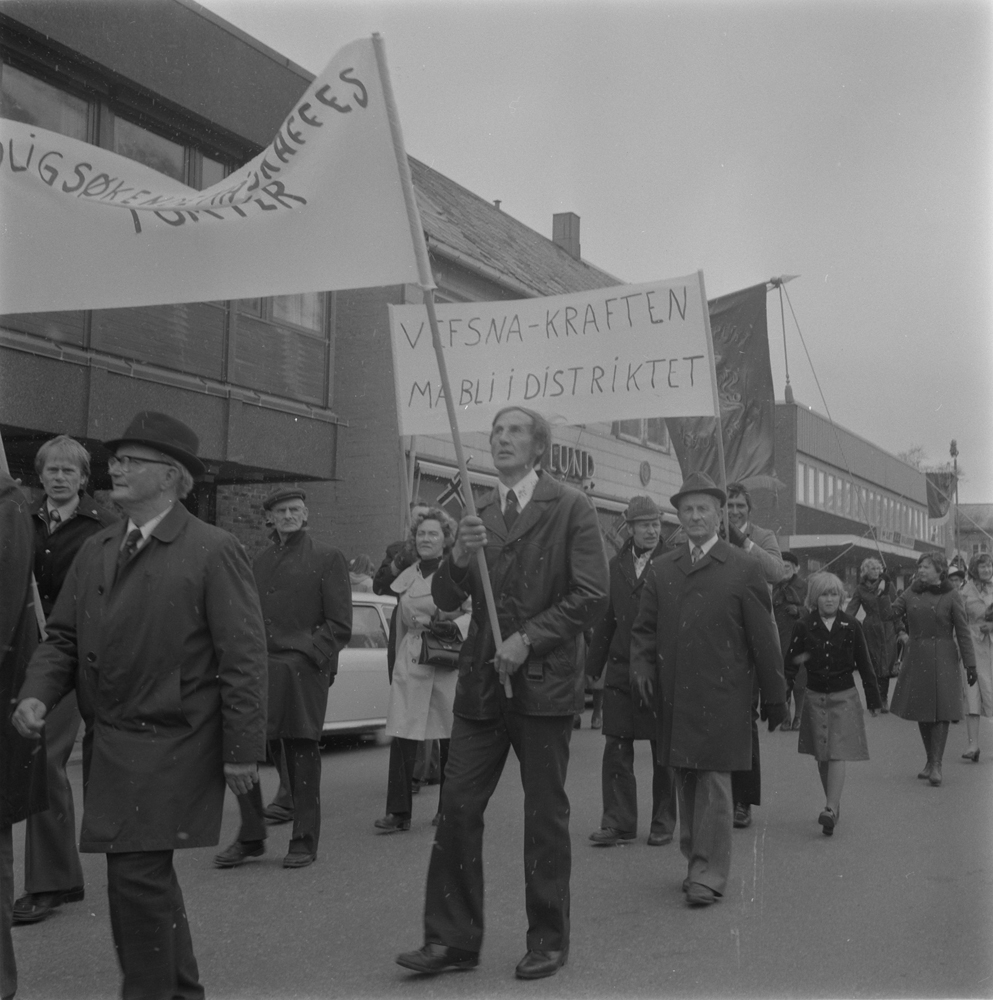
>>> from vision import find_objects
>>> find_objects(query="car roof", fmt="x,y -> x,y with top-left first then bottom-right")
352,591 -> 396,605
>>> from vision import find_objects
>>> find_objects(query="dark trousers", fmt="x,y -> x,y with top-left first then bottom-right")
600,736 -> 676,837
675,769 -> 733,895
106,850 -> 203,1000
1,825 -> 14,1000
731,702 -> 761,807
386,737 -> 449,817
424,712 -> 574,955
23,692 -> 84,894
236,738 -> 322,856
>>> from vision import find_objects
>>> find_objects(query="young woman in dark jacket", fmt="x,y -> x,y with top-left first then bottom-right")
786,572 -> 881,836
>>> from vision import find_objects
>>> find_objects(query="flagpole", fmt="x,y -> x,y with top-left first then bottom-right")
697,271 -> 730,537
373,34 -> 511,696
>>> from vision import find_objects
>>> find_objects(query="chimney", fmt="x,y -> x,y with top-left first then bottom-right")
552,212 -> 581,260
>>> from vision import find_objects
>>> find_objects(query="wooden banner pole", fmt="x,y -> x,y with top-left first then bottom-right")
697,271 -> 730,536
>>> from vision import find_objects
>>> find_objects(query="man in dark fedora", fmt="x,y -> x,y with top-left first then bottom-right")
630,472 -> 786,907
586,496 -> 676,848
214,487 -> 351,870
13,411 -> 268,1000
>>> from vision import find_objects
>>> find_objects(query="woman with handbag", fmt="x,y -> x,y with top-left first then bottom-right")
374,507 -> 467,833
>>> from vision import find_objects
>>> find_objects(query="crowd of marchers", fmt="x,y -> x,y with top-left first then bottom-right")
1,406 -> 989,999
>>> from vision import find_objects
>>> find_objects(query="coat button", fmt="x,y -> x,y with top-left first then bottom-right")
97,585 -> 105,595
86,652 -> 96,663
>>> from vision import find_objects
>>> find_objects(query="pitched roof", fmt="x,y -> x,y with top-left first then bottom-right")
411,157 -> 621,298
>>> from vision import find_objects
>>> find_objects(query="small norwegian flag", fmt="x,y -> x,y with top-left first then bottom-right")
437,462 -> 471,509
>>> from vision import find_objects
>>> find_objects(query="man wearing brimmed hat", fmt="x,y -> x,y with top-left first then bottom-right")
214,486 -> 351,871
629,472 -> 786,907
586,496 -> 677,848
14,411 -> 267,999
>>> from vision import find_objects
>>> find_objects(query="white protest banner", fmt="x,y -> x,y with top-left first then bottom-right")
389,274 -> 715,435
0,38 -> 421,314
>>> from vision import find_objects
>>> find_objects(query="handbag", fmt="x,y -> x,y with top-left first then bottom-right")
418,619 -> 463,671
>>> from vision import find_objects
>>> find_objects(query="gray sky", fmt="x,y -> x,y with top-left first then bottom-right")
203,0 -> 993,502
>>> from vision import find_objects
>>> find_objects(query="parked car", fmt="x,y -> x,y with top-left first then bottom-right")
322,592 -> 395,740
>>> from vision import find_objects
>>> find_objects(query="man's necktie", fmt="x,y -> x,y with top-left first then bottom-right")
48,508 -> 61,534
116,528 -> 143,581
691,545 -> 703,564
504,489 -> 520,531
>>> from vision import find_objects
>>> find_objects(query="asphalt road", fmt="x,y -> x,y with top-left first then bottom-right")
10,709 -> 993,1000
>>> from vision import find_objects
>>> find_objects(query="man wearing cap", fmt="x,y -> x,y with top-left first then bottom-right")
13,411 -> 267,999
630,472 -> 786,907
725,482 -> 789,829
12,436 -> 118,928
586,496 -> 676,848
214,487 -> 351,870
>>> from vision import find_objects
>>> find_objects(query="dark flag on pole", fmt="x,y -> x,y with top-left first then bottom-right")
925,470 -> 956,519
665,282 -> 778,490
437,462 -> 471,510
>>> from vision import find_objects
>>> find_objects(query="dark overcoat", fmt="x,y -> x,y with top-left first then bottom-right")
629,539 -> 786,771
586,538 -> 665,739
432,471 -> 609,718
253,529 -> 352,739
0,472 -> 46,826
886,583 -> 976,722
845,582 -> 898,678
32,493 -> 119,616
19,503 -> 267,853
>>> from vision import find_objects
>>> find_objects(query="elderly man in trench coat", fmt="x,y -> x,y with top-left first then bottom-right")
630,472 -> 786,907
14,412 -> 267,1000
214,487 -> 352,870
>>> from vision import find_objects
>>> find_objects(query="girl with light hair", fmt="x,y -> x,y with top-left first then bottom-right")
785,572 -> 881,835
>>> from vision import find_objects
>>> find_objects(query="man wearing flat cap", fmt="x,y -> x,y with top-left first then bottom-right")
214,487 -> 351,870
629,472 -> 786,907
13,411 -> 268,999
586,496 -> 676,848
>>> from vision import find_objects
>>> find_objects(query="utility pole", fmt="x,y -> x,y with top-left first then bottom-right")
950,439 -> 959,560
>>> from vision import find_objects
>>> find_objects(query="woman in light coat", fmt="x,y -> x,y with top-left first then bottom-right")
374,507 -> 466,833
959,553 -> 993,761
885,552 -> 977,786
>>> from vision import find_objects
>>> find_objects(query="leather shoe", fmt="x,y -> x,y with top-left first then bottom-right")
589,827 -> 635,846
732,805 -> 752,828
213,840 -> 265,868
374,813 -> 411,833
647,831 -> 673,846
396,943 -> 479,974
515,949 -> 568,979
962,748 -> 980,762
685,883 -> 719,907
263,803 -> 293,825
818,807 -> 837,836
282,851 -> 316,869
12,887 -> 84,925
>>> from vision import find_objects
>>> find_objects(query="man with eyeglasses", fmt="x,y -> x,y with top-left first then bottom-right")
12,436 -> 117,928
13,411 -> 267,1000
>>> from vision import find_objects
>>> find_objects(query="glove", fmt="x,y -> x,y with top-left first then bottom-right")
967,666 -> 978,687
727,523 -> 747,548
765,702 -> 788,731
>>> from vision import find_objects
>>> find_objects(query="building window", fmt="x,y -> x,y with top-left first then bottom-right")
807,467 -> 816,506
844,481 -> 852,517
817,471 -> 825,507
796,462 -> 806,503
239,294 -> 327,336
201,154 -> 227,190
612,419 -> 670,453
0,64 -> 89,140
109,115 -> 187,182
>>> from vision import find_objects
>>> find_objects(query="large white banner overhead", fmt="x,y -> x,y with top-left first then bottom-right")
389,274 -> 716,436
0,38 -> 422,313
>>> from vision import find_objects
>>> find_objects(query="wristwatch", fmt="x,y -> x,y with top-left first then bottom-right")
518,629 -> 531,647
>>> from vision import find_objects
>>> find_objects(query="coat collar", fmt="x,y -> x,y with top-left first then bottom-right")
33,492 -> 106,524
673,537 -> 729,576
479,470 -> 563,543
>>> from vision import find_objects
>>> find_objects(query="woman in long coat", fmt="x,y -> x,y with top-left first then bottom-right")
885,552 -> 977,785
375,508 -> 466,833
845,557 -> 898,713
959,553 -> 993,761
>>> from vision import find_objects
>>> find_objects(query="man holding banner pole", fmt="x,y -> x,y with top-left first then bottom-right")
396,405 -> 608,980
